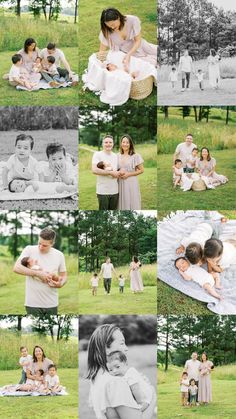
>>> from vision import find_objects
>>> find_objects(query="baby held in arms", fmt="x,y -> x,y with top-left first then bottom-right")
21,256 -> 60,283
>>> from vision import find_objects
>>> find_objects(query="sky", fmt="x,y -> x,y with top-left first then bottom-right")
211,0 -> 236,11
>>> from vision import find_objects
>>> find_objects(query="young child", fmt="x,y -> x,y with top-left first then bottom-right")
8,54 -> 36,90
119,274 -> 125,293
172,159 -> 183,187
168,66 -> 178,90
8,178 -> 76,194
38,142 -> 75,185
32,57 -> 43,73
97,161 -> 113,171
175,256 -> 222,300
44,364 -> 62,394
189,379 -> 198,406
91,273 -> 99,296
19,346 -> 32,384
180,372 -> 189,406
176,222 -> 213,255
41,55 -> 62,87
20,256 -> 59,283
196,69 -> 204,90
106,351 -> 152,412
204,238 -> 236,273
2,134 -> 39,190
18,369 -> 45,392
186,148 -> 198,173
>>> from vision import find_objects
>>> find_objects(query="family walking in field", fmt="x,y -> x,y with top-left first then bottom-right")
92,134 -> 144,210
90,256 -> 144,296
172,133 -> 228,191
180,352 -> 214,407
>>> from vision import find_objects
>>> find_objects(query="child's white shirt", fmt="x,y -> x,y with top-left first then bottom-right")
19,354 -> 32,372
186,155 -> 197,168
119,277 -> 125,286
189,384 -> 198,395
46,63 -> 59,76
185,264 -> 215,288
123,367 -> 152,404
196,73 -> 204,82
91,276 -> 99,286
220,242 -> 236,269
6,154 -> 39,181
180,378 -> 189,392
169,71 -> 178,82
181,222 -> 213,249
9,64 -> 21,81
45,374 -> 60,389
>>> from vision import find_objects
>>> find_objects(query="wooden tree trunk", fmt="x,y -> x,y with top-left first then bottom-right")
193,107 -> 198,122
74,0 -> 78,24
226,107 -> 229,125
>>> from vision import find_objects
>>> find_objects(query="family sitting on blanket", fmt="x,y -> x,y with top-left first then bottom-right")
1,134 -> 77,194
174,220 -> 236,300
172,134 -> 228,190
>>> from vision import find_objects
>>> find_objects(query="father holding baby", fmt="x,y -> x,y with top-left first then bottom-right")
173,133 -> 197,173
13,228 -> 67,316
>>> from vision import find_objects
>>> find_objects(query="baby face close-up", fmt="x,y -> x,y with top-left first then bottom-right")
107,359 -> 127,376
10,179 -> 27,193
15,140 -> 31,159
49,151 -> 66,169
176,258 -> 190,272
106,63 -> 117,71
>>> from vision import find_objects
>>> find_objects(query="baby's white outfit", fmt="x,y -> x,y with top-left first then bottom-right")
169,71 -> 178,82
220,242 -> 236,269
173,167 -> 183,182
181,223 -> 213,249
124,367 -> 152,405
185,264 -> 215,288
45,374 -> 60,389
186,156 -> 197,169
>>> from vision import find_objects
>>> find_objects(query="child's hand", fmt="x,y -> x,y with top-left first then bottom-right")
176,245 -> 185,254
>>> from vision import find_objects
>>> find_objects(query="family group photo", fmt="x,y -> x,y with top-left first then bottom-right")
79,0 -> 157,106
158,315 -> 236,418
0,210 -> 78,315
157,106 -> 236,210
157,210 -> 236,315
0,0 -> 78,106
78,210 -> 157,314
0,106 -> 78,210
79,106 -> 156,210
158,0 -> 236,105
79,315 -> 157,419
0,315 -> 78,418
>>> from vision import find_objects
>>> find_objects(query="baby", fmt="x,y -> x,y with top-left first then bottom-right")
196,69 -> 204,90
168,66 -> 178,90
38,142 -> 75,185
105,62 -> 139,79
18,369 -> 45,392
8,178 -> 76,194
186,148 -> 198,173
172,159 -> 183,187
41,55 -> 61,87
175,256 -> 222,300
44,364 -> 62,394
19,346 -> 32,384
106,351 -> 152,412
21,256 -> 59,283
32,57 -> 43,73
2,134 -> 39,190
204,238 -> 236,273
91,272 -> 99,296
97,161 -> 113,171
9,54 -> 36,90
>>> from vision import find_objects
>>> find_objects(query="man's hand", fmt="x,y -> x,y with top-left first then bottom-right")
48,278 -> 64,288
37,271 -> 53,283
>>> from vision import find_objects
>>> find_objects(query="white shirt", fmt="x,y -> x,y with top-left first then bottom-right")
45,374 -> 60,388
17,245 -> 66,308
175,142 -> 197,167
92,151 -> 118,194
6,154 -> 39,181
185,264 -> 215,288
181,222 -> 213,249
40,48 -> 66,67
119,278 -> 125,286
9,64 -> 21,81
19,354 -> 32,372
91,276 -> 99,286
184,359 -> 201,381
180,378 -> 189,392
220,242 -> 236,269
101,262 -> 114,278
124,367 -> 152,404
179,55 -> 193,72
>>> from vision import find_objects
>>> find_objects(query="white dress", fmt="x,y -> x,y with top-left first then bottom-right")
207,55 -> 220,88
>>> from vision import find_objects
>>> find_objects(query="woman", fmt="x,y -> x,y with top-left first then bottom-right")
26,345 -> 53,381
130,256 -> 144,293
118,135 -> 144,210
207,49 -> 220,89
196,147 -> 228,186
87,324 -> 156,419
18,38 -> 41,83
198,352 -> 214,404
99,8 -> 157,66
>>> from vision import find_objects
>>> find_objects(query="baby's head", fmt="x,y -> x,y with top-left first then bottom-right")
15,134 -> 34,159
8,178 -> 27,193
35,57 -> 42,64
12,53 -> 22,66
36,369 -> 44,379
93,273 -> 98,277
185,242 -> 203,265
20,346 -> 28,357
106,350 -> 128,376
192,147 -> 198,157
46,143 -> 66,168
174,159 -> 182,169
106,63 -> 118,71
119,274 -> 123,278
48,364 -> 57,377
21,256 -> 36,268
47,55 -> 56,66
97,161 -> 106,170
175,257 -> 190,272
204,238 -> 223,264
171,66 -> 176,72
190,378 -> 196,386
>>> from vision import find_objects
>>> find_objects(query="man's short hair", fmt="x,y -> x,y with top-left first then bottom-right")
186,133 -> 193,138
47,43 -> 56,50
40,228 -> 56,242
103,135 -> 113,142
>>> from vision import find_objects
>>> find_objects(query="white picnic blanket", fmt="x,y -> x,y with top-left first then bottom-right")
0,384 -> 68,396
16,75 -> 78,91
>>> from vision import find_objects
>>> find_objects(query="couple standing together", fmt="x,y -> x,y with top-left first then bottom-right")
92,135 -> 144,210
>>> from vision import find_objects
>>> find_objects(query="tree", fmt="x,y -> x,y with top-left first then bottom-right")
31,315 -> 73,341
29,0 -> 61,21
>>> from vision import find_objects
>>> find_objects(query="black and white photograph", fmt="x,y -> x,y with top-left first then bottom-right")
158,0 -> 236,105
0,106 -> 78,210
79,315 -> 157,419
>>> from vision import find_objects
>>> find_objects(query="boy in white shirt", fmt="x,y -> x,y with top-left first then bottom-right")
19,346 -> 32,384
45,364 -> 62,394
99,257 -> 117,294
9,54 -> 36,90
41,55 -> 62,87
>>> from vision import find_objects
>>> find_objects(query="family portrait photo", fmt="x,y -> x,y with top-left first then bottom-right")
0,315 -> 78,419
158,315 -> 236,418
157,210 -> 236,315
79,106 -> 157,210
78,210 -> 157,314
157,106 -> 236,210
79,315 -> 157,419
0,1 -> 78,106
0,106 -> 78,210
158,0 -> 236,105
0,210 -> 78,315
79,0 -> 157,106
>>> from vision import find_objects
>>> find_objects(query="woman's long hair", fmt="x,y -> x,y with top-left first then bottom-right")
200,147 -> 211,161
119,134 -> 135,156
87,324 -> 120,381
24,38 -> 36,53
33,345 -> 46,363
101,8 -> 126,39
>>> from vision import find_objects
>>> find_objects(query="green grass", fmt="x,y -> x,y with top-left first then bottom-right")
158,365 -> 236,418
79,143 -> 157,209
0,369 -> 78,419
78,0 -> 157,106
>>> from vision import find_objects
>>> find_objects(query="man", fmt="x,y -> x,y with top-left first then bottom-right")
178,49 -> 194,91
184,352 -> 200,405
13,228 -> 67,316
173,134 -> 197,172
99,257 -> 117,295
40,42 -> 76,83
92,135 -> 120,210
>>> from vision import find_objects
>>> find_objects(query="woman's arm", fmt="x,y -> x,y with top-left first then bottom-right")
26,368 -> 36,380
123,33 -> 142,65
113,406 -> 142,419
120,164 -> 144,179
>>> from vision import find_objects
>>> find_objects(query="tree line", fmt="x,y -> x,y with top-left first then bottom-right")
158,315 -> 236,371
159,106 -> 236,124
79,211 -> 157,271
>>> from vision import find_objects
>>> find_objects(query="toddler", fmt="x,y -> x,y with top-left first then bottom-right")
180,372 -> 189,406
9,54 -> 36,90
91,273 -> 99,296
186,148 -> 198,173
175,256 -> 222,300
19,346 -> 32,384
204,238 -> 236,273
18,369 -> 45,392
38,142 -> 75,185
21,256 -> 59,283
45,364 -> 62,393
2,134 -> 39,190
196,69 -> 204,90
97,161 -> 113,171
189,379 -> 198,406
32,57 -> 43,73
119,274 -> 125,293
8,178 -> 76,194
106,351 -> 152,412
168,66 -> 178,90
41,55 -> 61,87
172,159 -> 183,187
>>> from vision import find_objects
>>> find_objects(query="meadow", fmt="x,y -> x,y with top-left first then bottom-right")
79,264 -> 156,315
78,0 -> 157,106
79,143 -> 157,210
158,364 -> 236,418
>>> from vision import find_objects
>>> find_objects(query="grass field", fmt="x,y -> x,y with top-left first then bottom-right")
78,0 -> 157,106
158,364 -> 236,418
79,143 -> 157,210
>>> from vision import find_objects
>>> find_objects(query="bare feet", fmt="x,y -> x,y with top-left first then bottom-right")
49,81 -> 60,87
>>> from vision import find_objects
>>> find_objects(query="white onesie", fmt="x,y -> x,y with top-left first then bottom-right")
124,367 -> 152,405
181,223 -> 213,249
185,264 -> 215,288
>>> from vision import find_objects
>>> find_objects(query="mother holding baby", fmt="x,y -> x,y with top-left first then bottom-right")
87,323 -> 156,419
26,346 -> 53,382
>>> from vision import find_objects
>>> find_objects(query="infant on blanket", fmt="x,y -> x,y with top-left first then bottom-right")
17,369 -> 46,393
105,62 -> 139,79
106,351 -> 152,412
8,178 -> 76,194
21,257 -> 60,283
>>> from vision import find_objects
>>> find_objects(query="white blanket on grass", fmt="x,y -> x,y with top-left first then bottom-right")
180,173 -> 215,191
0,385 -> 68,396
16,75 -> 78,91
82,51 -> 157,105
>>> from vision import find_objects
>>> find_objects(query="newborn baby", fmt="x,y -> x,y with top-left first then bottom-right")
97,161 -> 113,171
105,62 -> 139,79
17,369 -> 46,393
8,178 -> 76,194
21,256 -> 59,283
